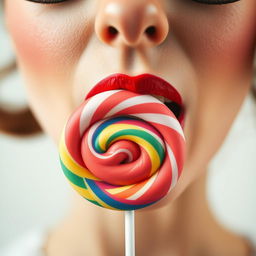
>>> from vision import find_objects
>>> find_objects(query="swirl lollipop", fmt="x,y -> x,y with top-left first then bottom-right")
59,89 -> 185,211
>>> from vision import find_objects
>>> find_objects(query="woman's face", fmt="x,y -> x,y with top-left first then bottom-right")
4,0 -> 256,207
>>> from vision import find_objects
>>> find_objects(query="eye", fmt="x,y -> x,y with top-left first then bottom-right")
192,0 -> 240,4
25,0 -> 69,4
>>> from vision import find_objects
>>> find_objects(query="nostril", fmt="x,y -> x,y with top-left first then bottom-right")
145,26 -> 157,39
107,26 -> 118,40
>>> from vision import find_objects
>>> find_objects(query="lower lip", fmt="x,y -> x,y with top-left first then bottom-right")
86,73 -> 185,128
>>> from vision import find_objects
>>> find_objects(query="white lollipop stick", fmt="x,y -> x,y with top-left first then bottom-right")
125,210 -> 135,256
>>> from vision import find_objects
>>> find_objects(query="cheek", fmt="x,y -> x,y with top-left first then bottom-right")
4,1 -> 92,76
173,1 -> 256,74
170,2 -> 256,174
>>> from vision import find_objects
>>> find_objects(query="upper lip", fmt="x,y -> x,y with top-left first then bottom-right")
85,73 -> 185,126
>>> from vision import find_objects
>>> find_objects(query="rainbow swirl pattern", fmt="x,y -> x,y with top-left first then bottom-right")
59,90 -> 185,210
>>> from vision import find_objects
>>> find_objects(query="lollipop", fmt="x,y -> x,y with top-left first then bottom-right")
59,89 -> 185,211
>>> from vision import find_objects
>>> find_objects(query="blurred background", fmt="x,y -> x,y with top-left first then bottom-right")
0,4 -> 256,252
0,8 -> 71,250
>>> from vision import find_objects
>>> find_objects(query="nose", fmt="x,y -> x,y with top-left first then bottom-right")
95,0 -> 169,47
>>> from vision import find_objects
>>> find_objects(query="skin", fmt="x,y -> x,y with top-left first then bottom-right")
3,0 -> 256,255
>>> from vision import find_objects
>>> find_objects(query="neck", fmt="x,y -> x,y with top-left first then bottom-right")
46,169 -> 252,256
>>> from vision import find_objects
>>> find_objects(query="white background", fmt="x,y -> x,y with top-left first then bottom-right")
1,5 -> 256,250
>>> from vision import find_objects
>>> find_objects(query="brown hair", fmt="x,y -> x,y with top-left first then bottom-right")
253,68 -> 256,99
0,61 -> 42,136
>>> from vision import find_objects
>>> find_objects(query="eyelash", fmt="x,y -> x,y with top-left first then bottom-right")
191,0 -> 240,4
25,0 -> 240,4
25,0 -> 69,3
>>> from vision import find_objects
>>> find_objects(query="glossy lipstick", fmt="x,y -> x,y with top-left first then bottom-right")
86,73 -> 185,127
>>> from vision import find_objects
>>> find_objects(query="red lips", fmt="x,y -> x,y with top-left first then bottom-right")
86,73 -> 185,127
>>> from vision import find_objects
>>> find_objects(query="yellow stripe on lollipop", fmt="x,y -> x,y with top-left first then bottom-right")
105,184 -> 134,194
96,124 -> 161,176
68,181 -> 94,200
97,123 -> 162,151
59,131 -> 100,180
109,134 -> 160,176
83,179 -> 117,210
